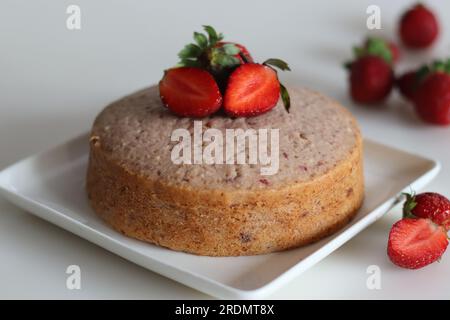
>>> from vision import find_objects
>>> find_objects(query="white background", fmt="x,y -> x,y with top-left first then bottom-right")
1,0 -> 450,299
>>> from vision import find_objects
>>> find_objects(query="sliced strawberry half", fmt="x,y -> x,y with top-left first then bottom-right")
159,67 -> 222,118
387,218 -> 448,269
223,63 -> 280,117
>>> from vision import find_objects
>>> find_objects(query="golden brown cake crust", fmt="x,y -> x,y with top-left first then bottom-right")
86,86 -> 364,256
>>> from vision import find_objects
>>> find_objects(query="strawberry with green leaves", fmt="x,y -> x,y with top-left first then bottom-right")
176,26 -> 252,92
345,37 -> 395,104
396,60 -> 450,125
397,61 -> 442,102
403,192 -> 450,230
413,59 -> 450,125
159,25 -> 290,118
177,26 -> 251,71
361,37 -> 400,64
387,191 -> 450,270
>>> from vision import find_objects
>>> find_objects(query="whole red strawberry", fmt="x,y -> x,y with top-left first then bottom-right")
404,192 -> 450,230
399,3 -> 439,49
414,67 -> 450,125
397,70 -> 418,101
349,56 -> 394,104
346,38 -> 394,104
388,217 -> 448,269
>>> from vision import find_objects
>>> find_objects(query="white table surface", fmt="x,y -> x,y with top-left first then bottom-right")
1,0 -> 450,299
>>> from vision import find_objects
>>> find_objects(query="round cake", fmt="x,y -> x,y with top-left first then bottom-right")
86,85 -> 364,256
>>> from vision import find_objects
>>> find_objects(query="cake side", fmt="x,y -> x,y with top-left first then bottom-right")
87,131 -> 363,256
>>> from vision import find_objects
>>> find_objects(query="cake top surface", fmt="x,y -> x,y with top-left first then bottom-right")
91,86 -> 360,190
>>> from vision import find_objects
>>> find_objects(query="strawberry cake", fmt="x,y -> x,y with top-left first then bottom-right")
86,26 -> 364,256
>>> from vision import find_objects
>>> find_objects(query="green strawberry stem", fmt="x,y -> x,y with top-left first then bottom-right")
177,25 -> 241,71
344,37 -> 393,70
263,59 -> 291,113
402,192 -> 418,219
280,83 -> 291,113
415,58 -> 450,81
263,58 -> 291,71
358,37 -> 393,64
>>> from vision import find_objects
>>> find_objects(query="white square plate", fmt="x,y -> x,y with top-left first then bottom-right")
0,134 -> 440,299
